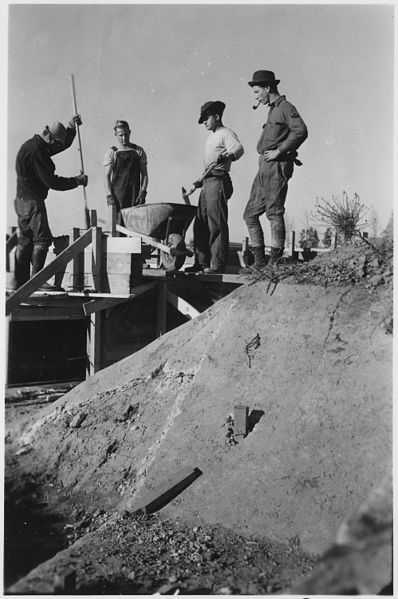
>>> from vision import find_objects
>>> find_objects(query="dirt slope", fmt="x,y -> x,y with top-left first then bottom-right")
10,277 -> 392,558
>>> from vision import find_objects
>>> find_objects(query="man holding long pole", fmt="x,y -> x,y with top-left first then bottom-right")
11,115 -> 88,291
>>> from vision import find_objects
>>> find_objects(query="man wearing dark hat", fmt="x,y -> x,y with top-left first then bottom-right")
11,115 -> 88,291
241,70 -> 308,272
186,100 -> 244,274
103,120 -> 148,222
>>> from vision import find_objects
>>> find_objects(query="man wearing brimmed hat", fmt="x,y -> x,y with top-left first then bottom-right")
186,100 -> 244,274
241,70 -> 308,273
11,115 -> 88,291
103,120 -> 148,222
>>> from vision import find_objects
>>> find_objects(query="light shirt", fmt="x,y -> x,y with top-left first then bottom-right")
203,126 -> 244,172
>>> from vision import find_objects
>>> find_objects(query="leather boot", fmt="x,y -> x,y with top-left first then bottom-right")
268,247 -> 284,266
239,245 -> 267,274
11,245 -> 32,290
31,246 -> 62,291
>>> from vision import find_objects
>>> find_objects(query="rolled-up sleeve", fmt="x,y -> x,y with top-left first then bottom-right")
277,104 -> 308,153
224,129 -> 244,161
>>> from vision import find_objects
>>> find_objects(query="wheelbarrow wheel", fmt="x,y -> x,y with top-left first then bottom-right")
161,233 -> 186,271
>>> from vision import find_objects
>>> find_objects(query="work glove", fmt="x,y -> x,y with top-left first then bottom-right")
69,114 -> 82,128
106,194 -> 116,206
137,190 -> 147,205
75,174 -> 88,187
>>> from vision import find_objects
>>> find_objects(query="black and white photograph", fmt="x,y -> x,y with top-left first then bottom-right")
3,1 -> 395,595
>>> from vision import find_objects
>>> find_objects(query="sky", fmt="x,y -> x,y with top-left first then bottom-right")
5,2 -> 395,245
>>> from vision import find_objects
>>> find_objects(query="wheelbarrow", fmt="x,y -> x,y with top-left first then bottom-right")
120,203 -> 197,271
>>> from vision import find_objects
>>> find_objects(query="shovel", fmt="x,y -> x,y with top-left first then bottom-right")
181,161 -> 218,205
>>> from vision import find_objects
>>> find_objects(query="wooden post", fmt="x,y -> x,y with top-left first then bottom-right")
71,227 -> 84,291
156,281 -> 167,337
89,209 -> 97,227
234,405 -> 249,440
290,230 -> 296,257
86,312 -> 101,377
107,204 -> 117,237
91,226 -> 102,292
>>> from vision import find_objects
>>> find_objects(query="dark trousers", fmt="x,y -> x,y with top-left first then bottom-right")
243,159 -> 293,249
194,174 -> 232,269
14,197 -> 52,250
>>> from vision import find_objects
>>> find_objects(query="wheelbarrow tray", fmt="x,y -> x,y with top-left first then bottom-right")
121,203 -> 197,240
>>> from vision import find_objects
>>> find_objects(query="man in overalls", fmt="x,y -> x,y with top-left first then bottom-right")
103,120 -> 148,223
241,70 -> 308,272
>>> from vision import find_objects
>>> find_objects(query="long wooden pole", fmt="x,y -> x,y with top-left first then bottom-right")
70,73 -> 90,228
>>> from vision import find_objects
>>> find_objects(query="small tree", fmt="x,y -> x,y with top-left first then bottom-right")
313,191 -> 369,243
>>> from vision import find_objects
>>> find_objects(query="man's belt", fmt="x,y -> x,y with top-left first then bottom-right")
263,149 -> 303,166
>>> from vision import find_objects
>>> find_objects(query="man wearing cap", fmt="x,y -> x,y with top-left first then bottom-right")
186,100 -> 244,274
11,115 -> 88,291
241,70 -> 308,272
103,120 -> 148,222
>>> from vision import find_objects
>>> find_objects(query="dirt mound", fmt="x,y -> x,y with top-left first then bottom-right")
8,284 -> 392,547
5,238 -> 392,592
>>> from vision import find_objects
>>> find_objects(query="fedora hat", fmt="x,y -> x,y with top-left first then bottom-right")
248,70 -> 280,87
45,121 -> 67,145
198,100 -> 226,124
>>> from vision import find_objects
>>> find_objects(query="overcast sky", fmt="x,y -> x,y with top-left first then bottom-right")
5,2 -> 395,244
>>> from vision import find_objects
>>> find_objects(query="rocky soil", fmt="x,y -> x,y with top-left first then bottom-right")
4,233 -> 393,595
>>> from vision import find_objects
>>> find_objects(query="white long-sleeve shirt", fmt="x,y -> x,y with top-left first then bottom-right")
203,126 -> 244,172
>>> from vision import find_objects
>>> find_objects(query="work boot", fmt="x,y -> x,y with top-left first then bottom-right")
239,245 -> 267,274
268,247 -> 284,266
31,246 -> 62,291
11,244 -> 32,290
185,263 -> 207,273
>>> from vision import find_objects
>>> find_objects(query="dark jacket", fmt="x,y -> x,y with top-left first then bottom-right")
16,126 -> 78,202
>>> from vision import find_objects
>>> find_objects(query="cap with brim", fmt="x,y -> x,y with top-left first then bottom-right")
248,70 -> 280,87
198,100 -> 226,124
46,121 -> 67,145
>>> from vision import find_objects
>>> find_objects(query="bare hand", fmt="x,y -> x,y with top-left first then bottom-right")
69,114 -> 82,128
263,149 -> 280,162
76,174 -> 88,187
217,150 -> 230,164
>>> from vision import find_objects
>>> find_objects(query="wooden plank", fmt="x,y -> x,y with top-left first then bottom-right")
11,309 -> 84,322
156,282 -> 167,336
116,224 -> 171,254
166,290 -> 200,320
130,467 -> 202,515
83,282 -> 156,315
106,236 -> 141,254
6,229 -> 93,316
91,227 -> 102,292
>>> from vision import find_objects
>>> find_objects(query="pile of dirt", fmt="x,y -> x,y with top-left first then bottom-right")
5,236 -> 393,593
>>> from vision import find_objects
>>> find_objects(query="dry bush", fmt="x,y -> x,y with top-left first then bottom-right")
313,192 -> 370,242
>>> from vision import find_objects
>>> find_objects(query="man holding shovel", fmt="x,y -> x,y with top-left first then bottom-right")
11,115 -> 88,291
185,101 -> 244,274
